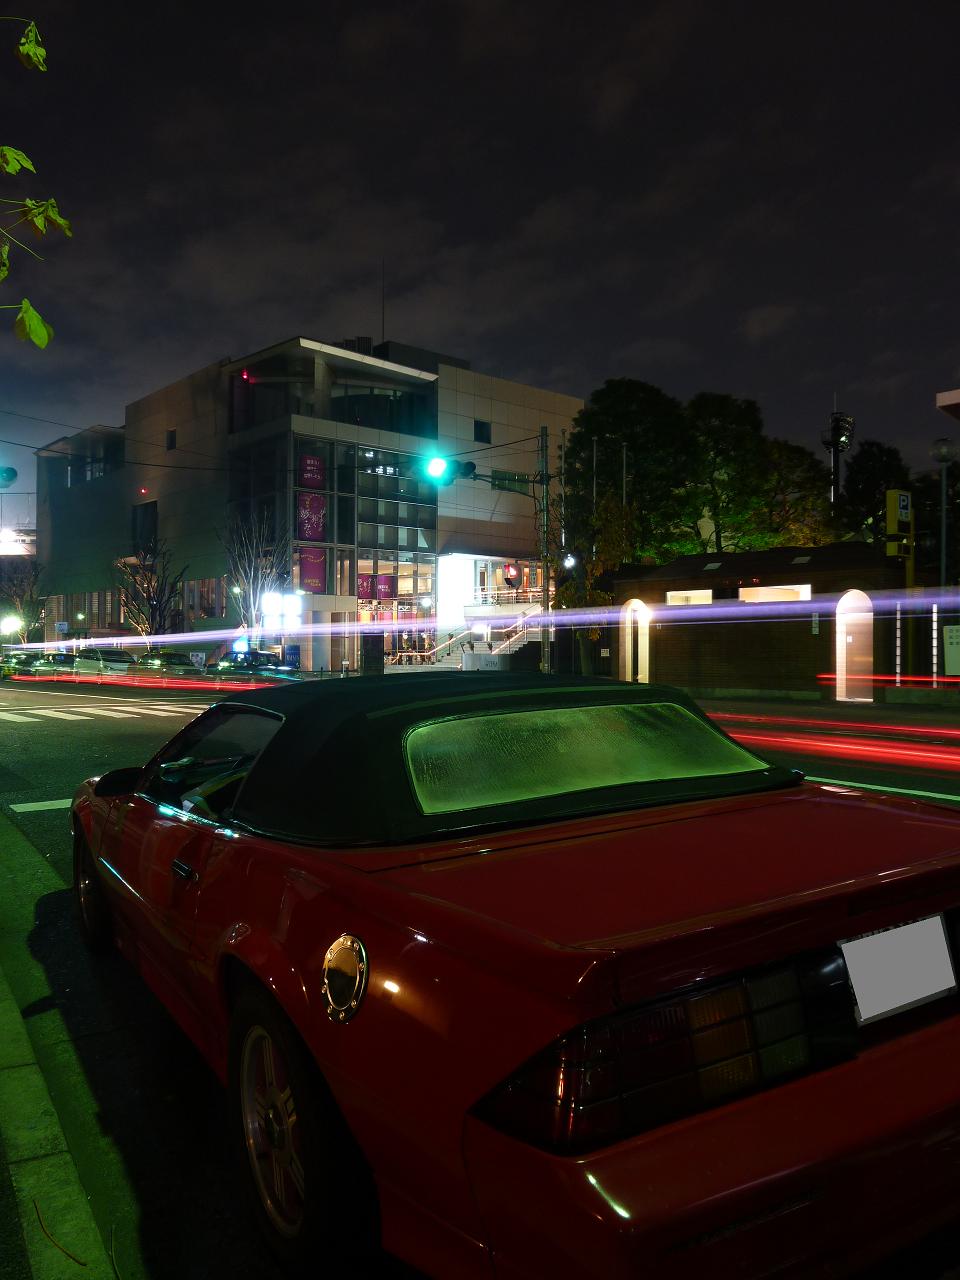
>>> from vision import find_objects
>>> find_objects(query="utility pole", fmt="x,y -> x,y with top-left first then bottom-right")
931,438 -> 959,588
560,429 -> 566,551
622,442 -> 627,551
591,437 -> 597,558
539,423 -> 550,674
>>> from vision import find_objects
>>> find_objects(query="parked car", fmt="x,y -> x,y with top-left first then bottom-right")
208,649 -> 301,680
0,649 -> 43,678
73,646 -> 138,676
134,650 -> 204,676
1,650 -> 76,678
71,674 -> 960,1277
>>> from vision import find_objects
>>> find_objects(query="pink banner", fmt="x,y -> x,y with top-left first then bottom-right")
298,453 -> 327,489
297,492 -> 327,541
376,574 -> 398,600
357,573 -> 375,601
299,547 -> 326,593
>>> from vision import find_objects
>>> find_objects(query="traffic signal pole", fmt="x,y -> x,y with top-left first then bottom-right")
540,424 -> 550,674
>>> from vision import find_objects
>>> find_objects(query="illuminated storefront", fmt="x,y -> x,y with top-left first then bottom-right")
292,437 -> 438,664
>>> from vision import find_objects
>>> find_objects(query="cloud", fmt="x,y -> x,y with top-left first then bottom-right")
609,336 -> 697,370
740,303 -> 799,343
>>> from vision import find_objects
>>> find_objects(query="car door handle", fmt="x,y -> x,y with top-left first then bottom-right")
171,858 -> 198,883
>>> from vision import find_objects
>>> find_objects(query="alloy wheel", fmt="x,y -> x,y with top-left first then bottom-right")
239,1023 -> 307,1238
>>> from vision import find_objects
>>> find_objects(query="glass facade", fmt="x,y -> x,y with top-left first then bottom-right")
294,437 -> 437,659
231,353 -> 437,439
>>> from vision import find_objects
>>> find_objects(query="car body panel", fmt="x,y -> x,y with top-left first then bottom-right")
69,676 -> 960,1277
463,1009 -> 960,1278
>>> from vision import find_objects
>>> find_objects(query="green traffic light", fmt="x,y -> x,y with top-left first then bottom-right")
426,457 -> 448,479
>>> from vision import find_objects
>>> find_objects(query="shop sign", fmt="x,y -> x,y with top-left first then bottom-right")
357,573 -> 375,601
299,453 -> 327,490
376,574 -> 397,601
297,492 -> 327,541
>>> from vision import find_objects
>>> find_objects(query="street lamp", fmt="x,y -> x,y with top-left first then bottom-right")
930,437 -> 958,587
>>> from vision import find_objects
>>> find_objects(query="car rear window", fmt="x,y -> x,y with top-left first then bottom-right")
404,701 -> 769,816
102,650 -> 136,663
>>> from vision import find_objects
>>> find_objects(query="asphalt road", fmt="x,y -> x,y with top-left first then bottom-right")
2,678 -> 960,1279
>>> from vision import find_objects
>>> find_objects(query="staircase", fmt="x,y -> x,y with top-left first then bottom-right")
384,605 -> 548,674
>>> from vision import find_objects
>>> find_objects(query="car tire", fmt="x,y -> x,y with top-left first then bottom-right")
228,981 -> 379,1275
73,832 -> 113,952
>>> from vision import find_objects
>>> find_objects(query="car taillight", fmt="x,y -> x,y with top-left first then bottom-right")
474,949 -> 857,1153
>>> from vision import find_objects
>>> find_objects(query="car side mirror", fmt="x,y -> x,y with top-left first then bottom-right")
92,766 -> 144,798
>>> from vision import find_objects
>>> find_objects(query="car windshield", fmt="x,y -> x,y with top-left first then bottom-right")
404,701 -> 770,816
156,652 -> 193,664
102,651 -> 136,663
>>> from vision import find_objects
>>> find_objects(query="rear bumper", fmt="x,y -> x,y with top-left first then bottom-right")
463,1011 -> 960,1278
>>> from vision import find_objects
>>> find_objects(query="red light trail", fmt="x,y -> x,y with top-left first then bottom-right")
729,729 -> 960,773
714,712 -> 960,742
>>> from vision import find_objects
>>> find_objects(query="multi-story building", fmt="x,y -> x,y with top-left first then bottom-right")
36,336 -> 582,668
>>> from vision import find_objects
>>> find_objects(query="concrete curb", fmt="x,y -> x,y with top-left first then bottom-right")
0,962 -> 113,1279
0,822 -> 113,1279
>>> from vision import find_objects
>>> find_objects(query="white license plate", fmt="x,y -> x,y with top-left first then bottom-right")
839,914 -> 957,1026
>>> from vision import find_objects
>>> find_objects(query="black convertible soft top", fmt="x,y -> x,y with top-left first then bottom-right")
221,673 -> 794,847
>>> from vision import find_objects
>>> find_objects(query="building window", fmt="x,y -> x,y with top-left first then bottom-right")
132,500 -> 158,549
491,470 -> 531,495
166,429 -> 177,451
473,419 -> 491,444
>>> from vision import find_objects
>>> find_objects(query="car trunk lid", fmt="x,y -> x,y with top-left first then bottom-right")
369,784 -> 960,1002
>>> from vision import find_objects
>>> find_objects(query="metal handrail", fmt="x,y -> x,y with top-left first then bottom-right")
491,607 -> 541,655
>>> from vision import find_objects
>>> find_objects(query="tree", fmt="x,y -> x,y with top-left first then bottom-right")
114,538 -> 187,636
745,438 -> 834,548
840,440 -> 910,542
678,392 -> 770,553
218,509 -> 290,638
0,16 -> 70,347
565,380 -> 839,565
0,556 -> 44,640
563,379 -> 696,563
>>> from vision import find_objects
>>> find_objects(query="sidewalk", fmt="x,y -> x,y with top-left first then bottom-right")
0,814 -> 113,1279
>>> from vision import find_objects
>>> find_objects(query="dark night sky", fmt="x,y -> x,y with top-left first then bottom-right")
2,0 -> 959,520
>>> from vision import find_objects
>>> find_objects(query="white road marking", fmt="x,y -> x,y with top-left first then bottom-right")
0,688 -> 210,709
10,798 -> 73,813
0,702 -> 199,716
27,709 -> 89,720
0,711 -> 39,722
79,708 -> 137,718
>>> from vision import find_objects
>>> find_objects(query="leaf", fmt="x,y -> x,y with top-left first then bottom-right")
22,197 -> 72,238
14,297 -> 53,348
0,240 -> 8,283
0,146 -> 35,176
16,21 -> 46,72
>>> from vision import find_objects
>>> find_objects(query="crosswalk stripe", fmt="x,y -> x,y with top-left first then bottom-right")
10,798 -> 73,812
81,708 -> 137,718
0,711 -> 38,722
27,709 -> 89,720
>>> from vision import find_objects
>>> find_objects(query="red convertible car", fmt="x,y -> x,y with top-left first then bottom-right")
72,673 -> 960,1278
